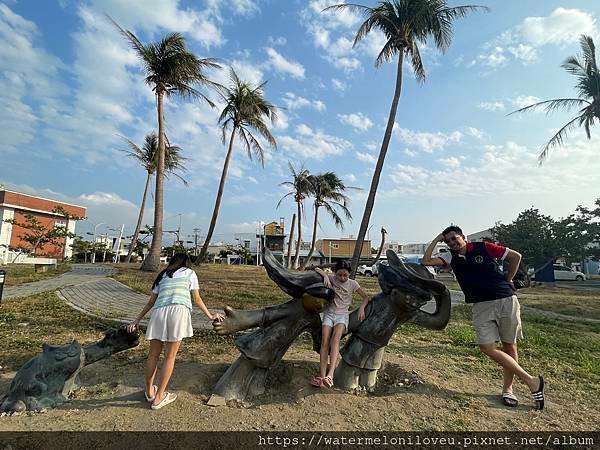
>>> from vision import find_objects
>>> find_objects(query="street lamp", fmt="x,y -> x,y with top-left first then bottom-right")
86,222 -> 105,264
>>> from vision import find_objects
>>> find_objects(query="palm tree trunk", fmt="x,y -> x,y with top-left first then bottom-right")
125,172 -> 151,264
293,200 -> 302,269
350,52 -> 405,279
301,204 -> 320,270
141,90 -> 166,272
199,128 -> 237,262
286,213 -> 296,268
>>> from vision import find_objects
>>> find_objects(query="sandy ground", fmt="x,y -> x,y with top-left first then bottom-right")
0,345 -> 594,432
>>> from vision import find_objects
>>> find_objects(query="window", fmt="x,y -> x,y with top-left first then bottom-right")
54,219 -> 66,228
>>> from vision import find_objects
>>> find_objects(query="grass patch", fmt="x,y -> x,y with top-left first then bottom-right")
2,263 -> 71,287
0,292 -> 112,370
518,286 -> 600,320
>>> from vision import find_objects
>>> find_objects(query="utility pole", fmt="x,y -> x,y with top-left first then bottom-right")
192,228 -> 201,256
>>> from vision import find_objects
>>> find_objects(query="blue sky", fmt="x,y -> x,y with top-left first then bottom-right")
2,0 -> 600,247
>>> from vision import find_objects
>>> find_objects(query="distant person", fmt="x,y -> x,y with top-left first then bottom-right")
422,226 -> 545,410
127,253 -> 224,409
312,261 -> 371,388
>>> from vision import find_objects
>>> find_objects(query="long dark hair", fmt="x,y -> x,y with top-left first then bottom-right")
151,253 -> 193,290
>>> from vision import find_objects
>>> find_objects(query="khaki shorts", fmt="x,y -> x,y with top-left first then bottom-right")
472,295 -> 523,344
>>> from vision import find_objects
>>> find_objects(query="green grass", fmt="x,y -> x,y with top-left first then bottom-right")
1,263 -> 71,287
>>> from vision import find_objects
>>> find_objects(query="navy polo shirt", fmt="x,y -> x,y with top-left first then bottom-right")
440,242 -> 514,303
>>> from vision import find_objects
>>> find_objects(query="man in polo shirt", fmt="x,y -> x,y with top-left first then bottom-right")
422,225 -> 545,410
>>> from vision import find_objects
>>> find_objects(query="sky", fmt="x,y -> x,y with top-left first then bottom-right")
2,0 -> 600,247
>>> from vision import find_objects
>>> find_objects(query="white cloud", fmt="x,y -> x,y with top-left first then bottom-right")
231,59 -> 264,86
478,101 -> 506,112
229,0 -> 260,17
385,134 -> 600,199
332,78 -> 347,91
473,8 -> 598,70
511,95 -> 541,109
521,8 -> 597,47
0,4 -> 68,154
282,92 -> 326,112
90,0 -> 225,48
267,35 -> 287,46
394,127 -> 463,153
465,127 -> 485,140
404,148 -> 417,157
438,157 -> 462,169
265,47 -> 305,79
338,112 -> 373,132
279,124 -> 352,160
79,192 -> 137,208
344,173 -> 357,183
355,151 -> 376,165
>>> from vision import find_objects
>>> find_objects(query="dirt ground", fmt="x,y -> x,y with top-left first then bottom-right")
0,342 -> 593,432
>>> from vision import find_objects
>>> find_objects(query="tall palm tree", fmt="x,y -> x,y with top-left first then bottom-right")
111,17 -> 221,271
121,132 -> 188,264
510,35 -> 600,163
301,172 -> 353,270
277,162 -> 312,269
199,68 -> 278,262
324,0 -> 487,277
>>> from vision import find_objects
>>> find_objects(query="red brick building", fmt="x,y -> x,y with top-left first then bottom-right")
0,190 -> 86,260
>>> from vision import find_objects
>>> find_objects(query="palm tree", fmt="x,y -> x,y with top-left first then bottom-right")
323,0 -> 487,277
301,172 -> 354,270
121,132 -> 188,264
198,68 -> 278,262
277,162 -> 313,269
510,35 -> 600,163
111,17 -> 221,271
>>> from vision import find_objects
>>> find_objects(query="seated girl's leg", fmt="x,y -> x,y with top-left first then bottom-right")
145,339 -> 163,398
154,340 -> 182,405
326,323 -> 346,380
320,325 -> 333,379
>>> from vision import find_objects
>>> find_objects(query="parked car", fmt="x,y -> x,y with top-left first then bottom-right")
530,264 -> 586,281
356,256 -> 435,277
356,259 -> 387,277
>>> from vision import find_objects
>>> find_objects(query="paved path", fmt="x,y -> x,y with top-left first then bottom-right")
59,278 -> 220,330
3,265 -> 116,300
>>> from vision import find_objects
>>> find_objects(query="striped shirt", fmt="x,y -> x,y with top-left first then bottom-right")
152,268 -> 199,310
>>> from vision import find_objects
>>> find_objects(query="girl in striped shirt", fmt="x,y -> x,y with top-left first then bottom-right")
127,253 -> 223,409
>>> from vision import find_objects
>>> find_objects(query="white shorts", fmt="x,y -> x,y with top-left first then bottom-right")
146,304 -> 193,342
321,309 -> 349,330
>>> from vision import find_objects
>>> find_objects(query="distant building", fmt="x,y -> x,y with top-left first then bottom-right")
263,219 -> 286,260
467,228 -> 494,242
0,189 -> 86,261
383,241 -> 403,254
316,237 -> 372,263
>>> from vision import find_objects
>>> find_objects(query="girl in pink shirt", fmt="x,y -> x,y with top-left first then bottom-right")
312,260 -> 370,388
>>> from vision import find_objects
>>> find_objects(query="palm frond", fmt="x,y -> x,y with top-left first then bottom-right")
508,98 -> 590,116
538,114 -> 584,163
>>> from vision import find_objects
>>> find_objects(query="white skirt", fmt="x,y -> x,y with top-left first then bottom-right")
146,304 -> 193,342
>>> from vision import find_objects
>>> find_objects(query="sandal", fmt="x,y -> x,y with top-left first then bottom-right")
322,376 -> 333,388
311,376 -> 323,388
531,375 -> 545,410
151,392 -> 177,410
501,392 -> 519,407
144,385 -> 158,402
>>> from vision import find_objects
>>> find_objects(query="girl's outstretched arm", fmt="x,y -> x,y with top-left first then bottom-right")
127,292 -> 158,332
192,290 -> 224,322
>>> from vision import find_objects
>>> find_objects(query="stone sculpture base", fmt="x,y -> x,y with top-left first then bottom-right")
213,355 -> 269,400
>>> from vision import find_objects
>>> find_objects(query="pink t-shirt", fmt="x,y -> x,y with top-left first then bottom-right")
327,274 -> 361,314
